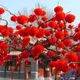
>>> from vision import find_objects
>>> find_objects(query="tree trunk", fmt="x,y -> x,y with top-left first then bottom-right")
55,72 -> 58,80
44,67 -> 52,80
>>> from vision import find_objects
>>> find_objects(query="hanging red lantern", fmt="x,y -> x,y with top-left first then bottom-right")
0,8 -> 5,14
17,15 -> 28,24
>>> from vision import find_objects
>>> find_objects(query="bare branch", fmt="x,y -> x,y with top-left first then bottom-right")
0,5 -> 16,16
0,18 -> 8,26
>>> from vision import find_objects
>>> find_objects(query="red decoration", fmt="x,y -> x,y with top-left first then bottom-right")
0,5 -> 80,76
21,50 -> 30,58
55,31 -> 64,39
75,45 -> 80,52
36,29 -> 45,38
55,12 -> 65,21
24,59 -> 30,64
28,26 -> 39,36
22,36 -> 30,48
0,8 -> 5,14
65,14 -> 75,23
45,30 -> 52,36
10,15 -> 17,22
16,61 -> 21,67
63,39 -> 72,47
73,31 -> 80,41
34,8 -> 45,16
55,59 -> 68,72
48,21 -> 57,28
42,16 -> 48,21
64,30 -> 68,37
49,37 -> 57,45
17,15 -> 28,24
16,57 -> 21,61
54,6 -> 63,13
28,14 -> 37,22
16,25 -> 22,30
58,41 -> 65,48
0,42 -> 8,51
68,25 -> 73,29
47,51 -> 55,58
60,49 -> 66,55
4,55 -> 12,61
32,44 -> 44,58
58,22 -> 65,29
66,51 -> 78,62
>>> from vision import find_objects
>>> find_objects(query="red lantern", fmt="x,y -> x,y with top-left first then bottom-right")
73,31 -> 80,41
17,15 -> 28,24
54,6 -> 63,13
55,31 -> 64,39
28,26 -> 39,36
63,39 -> 72,47
56,59 -> 67,72
48,21 -> 57,28
4,55 -> 12,61
66,51 -> 78,62
16,57 -> 21,61
32,44 -> 44,58
47,51 -> 55,58
34,8 -> 46,16
28,14 -> 37,22
58,41 -> 65,48
24,59 -> 30,64
49,37 -> 57,45
21,50 -> 30,58
16,61 -> 21,67
55,12 -> 65,21
42,16 -> 48,21
16,25 -> 22,30
0,42 -> 8,51
36,29 -> 45,38
45,30 -> 52,36
0,8 -> 5,14
75,45 -> 80,52
22,36 -> 30,48
10,15 -> 17,22
65,14 -> 75,23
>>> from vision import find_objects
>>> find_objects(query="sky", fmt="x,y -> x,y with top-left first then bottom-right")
0,0 -> 80,25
